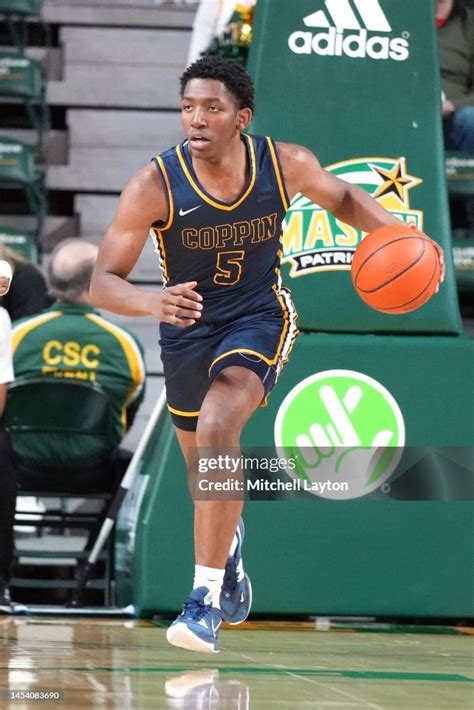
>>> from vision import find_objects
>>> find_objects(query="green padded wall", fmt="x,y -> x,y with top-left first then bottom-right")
116,334 -> 474,618
248,0 -> 461,333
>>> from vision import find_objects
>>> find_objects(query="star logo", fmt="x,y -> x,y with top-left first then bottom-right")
371,158 -> 422,207
280,156 -> 424,278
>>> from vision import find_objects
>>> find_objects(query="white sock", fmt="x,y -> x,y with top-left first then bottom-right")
193,565 -> 225,608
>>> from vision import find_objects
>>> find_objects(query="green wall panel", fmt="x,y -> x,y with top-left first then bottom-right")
248,0 -> 461,333
116,335 -> 474,618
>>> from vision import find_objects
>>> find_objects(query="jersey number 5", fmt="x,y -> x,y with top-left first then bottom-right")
213,250 -> 244,286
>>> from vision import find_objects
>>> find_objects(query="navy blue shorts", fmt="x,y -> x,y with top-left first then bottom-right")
159,306 -> 298,432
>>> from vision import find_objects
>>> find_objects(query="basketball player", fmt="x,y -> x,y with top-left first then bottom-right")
90,56 -> 444,653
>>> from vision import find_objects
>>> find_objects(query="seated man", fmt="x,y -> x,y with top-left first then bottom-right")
0,246 -> 51,321
0,258 -> 13,297
436,0 -> 474,154
0,303 -> 16,612
0,239 -> 146,612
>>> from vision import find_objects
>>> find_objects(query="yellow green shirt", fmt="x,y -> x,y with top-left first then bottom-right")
12,302 -> 146,465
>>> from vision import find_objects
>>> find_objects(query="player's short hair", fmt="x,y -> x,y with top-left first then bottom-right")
180,56 -> 255,112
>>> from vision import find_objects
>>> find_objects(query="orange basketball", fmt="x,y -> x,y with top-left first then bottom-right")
351,225 -> 441,314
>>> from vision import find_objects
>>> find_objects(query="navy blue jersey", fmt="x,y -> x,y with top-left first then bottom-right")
151,133 -> 292,323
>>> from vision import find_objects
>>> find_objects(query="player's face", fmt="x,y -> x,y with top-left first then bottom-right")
181,79 -> 252,158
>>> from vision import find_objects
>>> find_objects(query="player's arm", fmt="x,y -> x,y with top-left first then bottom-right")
278,143 -> 445,276
279,142 -> 405,231
89,163 -> 203,326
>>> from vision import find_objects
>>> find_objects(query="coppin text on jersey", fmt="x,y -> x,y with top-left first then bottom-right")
181,212 -> 278,250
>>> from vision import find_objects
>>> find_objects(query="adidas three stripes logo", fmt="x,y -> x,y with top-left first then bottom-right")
304,0 -> 392,32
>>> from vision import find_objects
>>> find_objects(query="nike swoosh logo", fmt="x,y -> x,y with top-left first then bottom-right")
179,205 -> 202,217
197,617 -> 220,634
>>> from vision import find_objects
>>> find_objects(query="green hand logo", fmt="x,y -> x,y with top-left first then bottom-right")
274,370 -> 405,499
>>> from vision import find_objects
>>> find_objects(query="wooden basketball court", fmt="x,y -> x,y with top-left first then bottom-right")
0,616 -> 472,708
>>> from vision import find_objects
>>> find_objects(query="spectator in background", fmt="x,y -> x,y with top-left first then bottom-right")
0,246 -> 51,321
0,239 -> 146,613
0,259 -> 12,297
436,0 -> 474,153
187,0 -> 256,66
0,288 -> 17,612
11,238 -> 147,488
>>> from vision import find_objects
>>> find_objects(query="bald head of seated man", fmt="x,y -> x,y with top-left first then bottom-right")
48,239 -> 99,305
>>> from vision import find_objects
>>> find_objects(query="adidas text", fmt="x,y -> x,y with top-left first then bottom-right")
288,27 -> 409,61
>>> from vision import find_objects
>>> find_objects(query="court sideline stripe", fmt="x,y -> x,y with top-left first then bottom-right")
2,666 -> 469,681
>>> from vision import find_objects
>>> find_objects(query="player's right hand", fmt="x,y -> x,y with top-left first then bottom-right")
147,281 -> 203,326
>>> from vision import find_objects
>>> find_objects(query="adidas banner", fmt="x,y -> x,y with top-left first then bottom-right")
289,0 -> 407,61
248,0 -> 461,334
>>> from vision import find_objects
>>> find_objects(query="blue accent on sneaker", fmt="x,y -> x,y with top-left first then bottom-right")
166,587 -> 222,653
220,518 -> 252,625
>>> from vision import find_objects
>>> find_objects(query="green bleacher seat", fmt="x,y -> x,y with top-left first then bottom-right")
0,0 -> 41,13
0,135 -> 47,236
0,0 -> 44,54
452,239 -> 474,293
445,151 -> 474,197
3,377 -> 118,605
3,378 -> 114,467
0,51 -> 49,150
445,151 -> 474,293
0,224 -> 38,260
